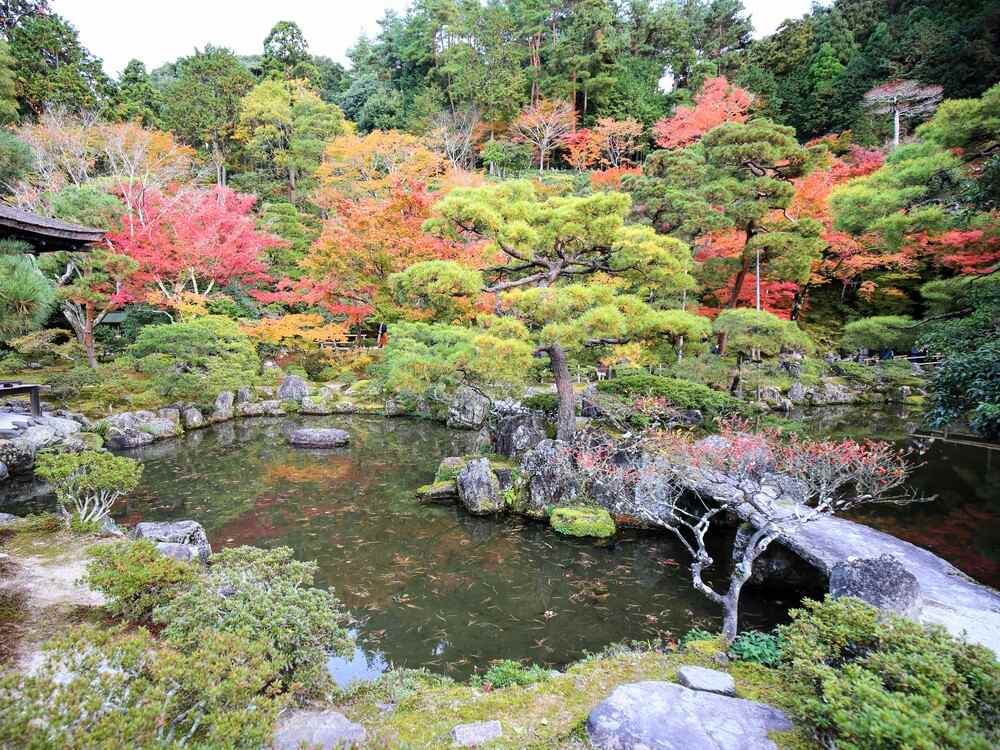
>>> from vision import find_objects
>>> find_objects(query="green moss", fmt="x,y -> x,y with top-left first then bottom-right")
434,457 -> 468,483
416,481 -> 458,501
550,506 -> 616,538
903,394 -> 927,406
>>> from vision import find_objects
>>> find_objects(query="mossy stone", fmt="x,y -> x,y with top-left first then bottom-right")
550,506 -> 616,538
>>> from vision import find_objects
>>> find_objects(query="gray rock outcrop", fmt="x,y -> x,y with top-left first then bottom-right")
272,709 -> 366,750
830,554 -> 922,617
277,375 -> 310,402
492,413 -> 546,459
676,666 -> 736,697
447,386 -> 491,430
519,439 -> 578,516
133,520 -> 212,562
212,391 -> 235,422
586,681 -> 791,750
287,427 -> 350,448
181,407 -> 204,430
457,458 -> 502,514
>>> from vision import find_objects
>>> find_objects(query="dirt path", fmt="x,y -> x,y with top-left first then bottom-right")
0,529 -> 107,670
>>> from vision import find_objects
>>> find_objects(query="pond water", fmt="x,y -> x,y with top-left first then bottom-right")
1,415 -> 790,683
3,407 -> 997,682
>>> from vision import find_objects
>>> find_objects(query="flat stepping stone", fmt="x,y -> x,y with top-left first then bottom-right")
287,427 -> 350,448
451,720 -> 502,746
587,681 -> 791,750
677,666 -> 736,696
272,709 -> 366,749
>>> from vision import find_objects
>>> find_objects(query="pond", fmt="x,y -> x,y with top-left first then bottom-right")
2,415 -> 790,683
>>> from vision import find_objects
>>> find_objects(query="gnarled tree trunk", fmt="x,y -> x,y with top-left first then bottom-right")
543,342 -> 576,441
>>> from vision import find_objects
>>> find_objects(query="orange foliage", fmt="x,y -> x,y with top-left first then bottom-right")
652,77 -> 752,149
590,166 -> 641,191
241,313 -> 347,345
511,99 -> 576,170
562,128 -> 600,170
593,117 -> 643,167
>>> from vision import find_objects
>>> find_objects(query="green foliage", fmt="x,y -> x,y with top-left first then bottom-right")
0,131 -> 32,190
33,450 -> 142,526
0,254 -> 56,338
830,360 -> 878,386
154,545 -> 353,698
0,40 -> 17,124
714,308 -> 813,359
780,596 -> 1000,750
0,624 -> 284,750
549,506 -> 616,538
680,628 -> 718,647
473,660 -> 550,690
926,340 -> 1000,438
389,260 -> 484,323
130,315 -> 259,402
841,315 -> 916,352
597,374 -> 740,416
48,185 -> 125,230
480,138 -> 532,177
86,540 -> 196,623
522,392 -> 559,413
728,630 -> 783,667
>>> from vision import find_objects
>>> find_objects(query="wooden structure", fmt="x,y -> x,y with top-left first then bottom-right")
0,382 -> 48,417
0,203 -> 104,252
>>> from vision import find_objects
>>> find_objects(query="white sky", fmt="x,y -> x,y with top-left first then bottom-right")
51,0 -> 819,77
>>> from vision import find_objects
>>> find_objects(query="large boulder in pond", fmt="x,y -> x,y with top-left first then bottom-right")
830,554 -> 922,617
493,413 -> 546,459
181,407 -> 205,430
519,439 -> 579,517
587,681 -> 791,750
100,411 -> 157,449
134,520 -> 211,562
287,427 -> 350,448
457,458 -> 502,514
278,374 -> 310,402
447,386 -> 491,430
272,709 -> 366,750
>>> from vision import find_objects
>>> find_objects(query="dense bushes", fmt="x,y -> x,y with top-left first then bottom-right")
154,546 -> 353,698
0,625 -> 284,750
86,540 -> 196,622
130,315 -> 260,403
597,374 -> 740,416
779,596 -> 1000,750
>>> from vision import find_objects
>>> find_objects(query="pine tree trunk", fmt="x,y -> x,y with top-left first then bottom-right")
546,342 -> 576,441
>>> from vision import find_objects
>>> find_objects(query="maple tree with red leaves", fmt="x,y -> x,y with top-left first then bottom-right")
652,76 -> 752,149
109,186 -> 279,312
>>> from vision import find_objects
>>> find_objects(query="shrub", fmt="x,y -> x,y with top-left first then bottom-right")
33,450 -> 142,527
473,659 -> 550,689
680,628 -> 718,647
86,540 -> 197,622
522,392 -> 559,413
842,315 -> 917,352
597,375 -> 740,415
728,630 -> 783,667
131,315 -> 260,402
780,596 -> 1000,750
154,546 -> 353,698
831,360 -> 878,386
0,624 -> 284,750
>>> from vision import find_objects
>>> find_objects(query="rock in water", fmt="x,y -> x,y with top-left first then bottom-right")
520,439 -> 579,515
278,374 -> 310,402
272,709 -> 366,750
587,681 -> 791,750
212,391 -> 235,422
457,458 -> 502,514
287,427 -> 350,448
447,386 -> 491,430
134,520 -> 212,562
451,720 -> 502,746
830,554 -> 922,617
492,414 -> 546,459
181,407 -> 204,430
676,666 -> 736,697
550,506 -> 616,538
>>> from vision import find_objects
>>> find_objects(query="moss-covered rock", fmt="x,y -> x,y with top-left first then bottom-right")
550,506 -> 616,538
416,481 -> 458,503
434,457 -> 468,483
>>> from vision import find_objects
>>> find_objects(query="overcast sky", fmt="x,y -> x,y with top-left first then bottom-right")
51,0 -> 819,77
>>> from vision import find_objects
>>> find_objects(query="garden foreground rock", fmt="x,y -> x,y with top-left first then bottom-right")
446,385 -> 491,430
272,709 -> 366,750
277,374 -> 310,402
676,666 -> 737,696
456,458 -> 502,514
287,427 -> 350,448
586,681 -> 791,750
451,720 -> 502,746
133,520 -> 212,562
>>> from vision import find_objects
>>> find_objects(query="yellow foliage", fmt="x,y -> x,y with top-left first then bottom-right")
241,313 -> 347,345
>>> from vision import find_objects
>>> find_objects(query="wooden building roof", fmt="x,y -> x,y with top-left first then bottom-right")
0,203 -> 105,252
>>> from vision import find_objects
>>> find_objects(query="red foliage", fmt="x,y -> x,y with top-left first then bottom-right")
590,166 -> 641,191
110,187 -> 278,307
652,77 -> 752,149
562,128 -> 600,171
908,226 -> 1000,275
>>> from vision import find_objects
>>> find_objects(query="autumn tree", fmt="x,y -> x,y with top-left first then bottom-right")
652,76 -> 752,149
864,79 -> 944,147
429,106 -> 482,171
236,78 -> 346,203
315,130 -> 446,201
593,117 -> 643,167
161,46 -> 254,186
396,181 -> 694,439
511,99 -> 575,171
109,187 -> 278,313
561,128 -> 600,171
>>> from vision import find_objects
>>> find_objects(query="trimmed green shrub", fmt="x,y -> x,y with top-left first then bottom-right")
0,624 -> 284,750
680,628 -> 718,647
86,540 -> 197,623
474,659 -> 550,689
728,630 -> 783,667
154,546 -> 353,698
830,360 -> 878,386
522,392 -> 559,413
842,315 -> 917,352
597,374 -> 740,415
131,315 -> 260,402
780,596 -> 1000,750
34,450 -> 142,528
550,506 -> 616,538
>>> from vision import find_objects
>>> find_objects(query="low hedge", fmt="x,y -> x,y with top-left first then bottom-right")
597,374 -> 740,415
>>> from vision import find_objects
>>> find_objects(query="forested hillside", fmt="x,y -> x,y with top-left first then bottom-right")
1,0 -> 999,436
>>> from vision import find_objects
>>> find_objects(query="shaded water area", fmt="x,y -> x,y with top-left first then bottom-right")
0,415 -> 788,683
793,405 -> 1000,589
